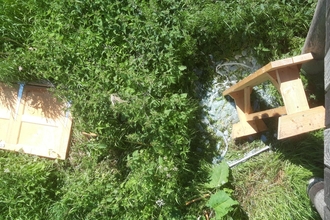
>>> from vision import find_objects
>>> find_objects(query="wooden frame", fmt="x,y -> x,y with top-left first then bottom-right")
223,53 -> 325,139
0,83 -> 72,159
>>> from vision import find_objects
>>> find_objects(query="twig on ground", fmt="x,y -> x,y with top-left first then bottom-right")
185,194 -> 210,206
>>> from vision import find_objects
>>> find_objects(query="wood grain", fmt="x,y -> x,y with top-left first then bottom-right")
277,106 -> 325,139
0,84 -> 72,159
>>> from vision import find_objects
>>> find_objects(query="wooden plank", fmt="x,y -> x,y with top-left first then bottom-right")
277,106 -> 325,139
276,65 -> 300,83
223,53 -> 313,96
229,90 -> 247,121
1,84 -> 72,159
276,66 -> 310,114
246,106 -> 287,121
270,53 -> 313,68
232,120 -> 268,139
244,87 -> 252,114
268,57 -> 293,69
292,53 -> 314,64
266,71 -> 280,92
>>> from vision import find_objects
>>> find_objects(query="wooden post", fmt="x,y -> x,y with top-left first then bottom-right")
229,89 -> 267,139
324,0 -> 330,218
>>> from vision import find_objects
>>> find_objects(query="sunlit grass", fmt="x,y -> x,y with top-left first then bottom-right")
229,131 -> 323,219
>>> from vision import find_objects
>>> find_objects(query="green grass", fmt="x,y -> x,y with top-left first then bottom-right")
227,131 -> 324,219
0,0 -> 320,219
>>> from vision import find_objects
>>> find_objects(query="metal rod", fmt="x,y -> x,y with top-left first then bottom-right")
228,145 -> 270,168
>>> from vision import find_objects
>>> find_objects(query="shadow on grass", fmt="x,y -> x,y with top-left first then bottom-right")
274,131 -> 324,178
274,132 -> 324,220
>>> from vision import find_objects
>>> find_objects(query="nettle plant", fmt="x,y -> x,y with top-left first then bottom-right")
0,0 -> 315,219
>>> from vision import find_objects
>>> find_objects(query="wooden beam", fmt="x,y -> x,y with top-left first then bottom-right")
277,106 -> 325,139
246,106 -> 287,121
229,90 -> 246,121
276,67 -> 310,114
232,120 -> 267,139
229,89 -> 267,139
244,87 -> 252,114
266,71 -> 280,92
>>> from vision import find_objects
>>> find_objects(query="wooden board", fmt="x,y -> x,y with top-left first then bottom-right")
0,84 -> 72,159
232,120 -> 268,139
276,66 -> 310,114
222,53 -> 313,96
277,106 -> 325,139
246,106 -> 287,121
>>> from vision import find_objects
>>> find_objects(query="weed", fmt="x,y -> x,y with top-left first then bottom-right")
0,0 -> 317,219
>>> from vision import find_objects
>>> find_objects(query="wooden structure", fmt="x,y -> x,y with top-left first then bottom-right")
223,53 -> 325,139
0,83 -> 72,159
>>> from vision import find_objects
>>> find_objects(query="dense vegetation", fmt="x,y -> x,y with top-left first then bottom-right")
0,0 -> 316,219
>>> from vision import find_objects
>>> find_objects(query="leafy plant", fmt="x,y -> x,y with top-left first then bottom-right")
205,161 -> 238,219
0,0 -> 316,219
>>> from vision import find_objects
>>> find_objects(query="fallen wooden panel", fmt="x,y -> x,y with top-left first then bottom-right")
277,106 -> 325,139
0,83 -> 72,159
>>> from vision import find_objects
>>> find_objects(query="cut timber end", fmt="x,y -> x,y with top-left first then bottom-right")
277,106 -> 325,139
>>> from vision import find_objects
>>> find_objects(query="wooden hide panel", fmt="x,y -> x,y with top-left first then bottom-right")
0,83 -> 72,159
0,84 -> 17,142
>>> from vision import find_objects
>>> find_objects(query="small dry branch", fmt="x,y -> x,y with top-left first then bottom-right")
185,193 -> 210,206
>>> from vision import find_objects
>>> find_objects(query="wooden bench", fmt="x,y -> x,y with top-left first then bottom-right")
222,53 -> 325,139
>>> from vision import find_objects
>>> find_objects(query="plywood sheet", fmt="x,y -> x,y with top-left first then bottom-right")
0,83 -> 72,159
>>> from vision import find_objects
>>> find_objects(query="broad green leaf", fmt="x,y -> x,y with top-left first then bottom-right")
206,191 -> 238,219
178,65 -> 187,71
205,161 -> 229,188
180,93 -> 187,98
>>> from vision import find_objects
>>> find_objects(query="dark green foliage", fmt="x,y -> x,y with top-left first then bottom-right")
0,151 -> 60,220
0,0 -> 316,219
